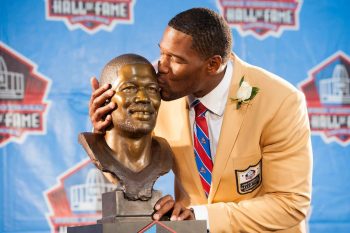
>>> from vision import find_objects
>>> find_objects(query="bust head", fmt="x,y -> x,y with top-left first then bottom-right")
79,54 -> 173,201
100,54 -> 160,138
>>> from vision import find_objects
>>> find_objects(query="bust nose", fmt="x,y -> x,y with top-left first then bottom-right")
135,87 -> 150,103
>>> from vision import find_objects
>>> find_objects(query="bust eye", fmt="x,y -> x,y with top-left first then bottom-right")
121,85 -> 137,93
147,85 -> 159,94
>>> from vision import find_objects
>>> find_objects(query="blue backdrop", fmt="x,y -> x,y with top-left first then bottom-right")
1,0 -> 349,232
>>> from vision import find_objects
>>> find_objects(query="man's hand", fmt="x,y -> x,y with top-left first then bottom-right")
89,77 -> 116,133
153,195 -> 195,221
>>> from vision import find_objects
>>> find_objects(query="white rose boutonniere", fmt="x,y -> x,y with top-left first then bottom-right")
231,76 -> 259,109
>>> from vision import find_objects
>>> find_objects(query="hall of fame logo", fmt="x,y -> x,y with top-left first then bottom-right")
217,0 -> 302,39
45,0 -> 135,34
44,158 -> 115,233
0,42 -> 51,147
298,51 -> 350,146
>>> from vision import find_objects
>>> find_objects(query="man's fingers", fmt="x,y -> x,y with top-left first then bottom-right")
89,90 -> 115,119
92,102 -> 116,122
154,195 -> 173,210
91,104 -> 115,133
93,115 -> 112,133
89,84 -> 113,116
153,195 -> 195,221
153,196 -> 175,221
88,78 -> 114,133
90,77 -> 100,91
153,200 -> 174,220
91,86 -> 114,103
178,209 -> 195,221
92,89 -> 115,106
170,203 -> 183,221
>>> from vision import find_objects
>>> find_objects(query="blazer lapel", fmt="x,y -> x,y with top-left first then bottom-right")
209,54 -> 249,202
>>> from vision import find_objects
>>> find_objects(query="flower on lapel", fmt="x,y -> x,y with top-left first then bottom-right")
231,76 -> 259,109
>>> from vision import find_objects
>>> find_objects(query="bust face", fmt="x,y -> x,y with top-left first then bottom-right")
110,63 -> 160,136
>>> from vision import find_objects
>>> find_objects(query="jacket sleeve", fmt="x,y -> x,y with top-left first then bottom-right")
206,91 -> 313,232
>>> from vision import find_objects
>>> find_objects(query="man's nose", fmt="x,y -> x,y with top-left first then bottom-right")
135,87 -> 150,103
158,55 -> 169,74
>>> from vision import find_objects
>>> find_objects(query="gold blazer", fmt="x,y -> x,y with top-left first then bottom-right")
154,54 -> 313,233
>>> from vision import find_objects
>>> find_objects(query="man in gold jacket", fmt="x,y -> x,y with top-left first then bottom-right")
89,8 -> 312,233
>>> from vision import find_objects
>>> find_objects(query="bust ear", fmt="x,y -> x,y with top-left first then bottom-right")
207,55 -> 223,74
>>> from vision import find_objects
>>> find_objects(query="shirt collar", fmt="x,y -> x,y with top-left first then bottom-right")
188,61 -> 233,116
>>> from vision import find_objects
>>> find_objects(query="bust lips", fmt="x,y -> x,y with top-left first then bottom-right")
128,104 -> 156,121
130,111 -> 154,121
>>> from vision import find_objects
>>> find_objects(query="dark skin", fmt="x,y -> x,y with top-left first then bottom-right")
89,80 -> 116,134
89,26 -> 227,221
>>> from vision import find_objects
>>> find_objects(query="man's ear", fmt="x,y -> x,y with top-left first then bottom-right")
207,55 -> 223,74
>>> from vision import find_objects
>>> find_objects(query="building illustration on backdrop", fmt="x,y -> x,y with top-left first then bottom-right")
299,51 -> 350,146
319,64 -> 350,105
0,42 -> 51,147
0,56 -> 24,100
70,168 -> 115,212
45,159 -> 115,233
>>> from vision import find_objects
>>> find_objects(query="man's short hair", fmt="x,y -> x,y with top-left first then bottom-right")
168,8 -> 232,63
100,54 -> 154,86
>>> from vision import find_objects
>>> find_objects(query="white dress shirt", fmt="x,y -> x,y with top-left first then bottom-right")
188,61 -> 233,229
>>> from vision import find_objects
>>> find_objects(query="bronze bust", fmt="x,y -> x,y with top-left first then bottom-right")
79,54 -> 173,201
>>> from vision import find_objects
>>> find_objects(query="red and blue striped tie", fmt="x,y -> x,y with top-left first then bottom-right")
192,99 -> 213,197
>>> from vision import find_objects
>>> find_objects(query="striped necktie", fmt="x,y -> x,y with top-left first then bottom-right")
192,99 -> 213,197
